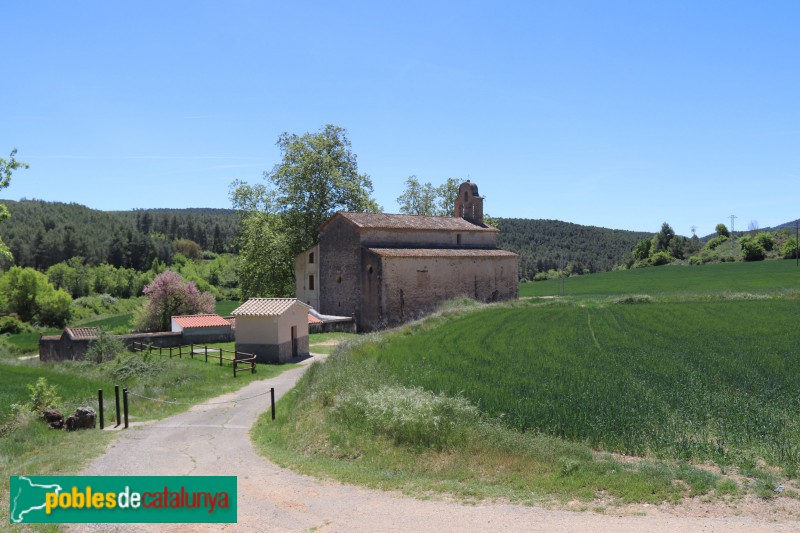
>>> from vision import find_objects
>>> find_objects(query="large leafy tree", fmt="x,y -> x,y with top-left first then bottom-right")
0,149 -> 29,259
396,176 -> 459,216
231,124 -> 379,298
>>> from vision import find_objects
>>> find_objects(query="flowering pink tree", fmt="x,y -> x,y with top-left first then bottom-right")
135,270 -> 215,332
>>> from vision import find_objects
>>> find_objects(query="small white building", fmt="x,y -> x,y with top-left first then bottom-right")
231,298 -> 311,363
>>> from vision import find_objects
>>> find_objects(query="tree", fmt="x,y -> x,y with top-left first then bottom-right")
0,266 -> 72,326
397,176 -> 460,217
651,222 -> 675,254
715,224 -> 730,238
231,124 -> 379,298
0,149 -> 29,259
134,270 -> 215,332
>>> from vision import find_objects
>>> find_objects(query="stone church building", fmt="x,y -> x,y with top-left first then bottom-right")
295,181 -> 518,331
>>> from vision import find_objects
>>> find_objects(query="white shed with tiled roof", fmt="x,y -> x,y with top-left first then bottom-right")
231,298 -> 310,363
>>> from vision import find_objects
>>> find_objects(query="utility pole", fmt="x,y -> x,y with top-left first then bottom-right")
729,214 -> 737,258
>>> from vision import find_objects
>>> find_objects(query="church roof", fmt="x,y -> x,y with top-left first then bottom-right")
367,248 -> 517,258
325,212 -> 498,232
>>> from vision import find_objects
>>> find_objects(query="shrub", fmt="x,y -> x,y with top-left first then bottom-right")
782,237 -> 799,259
650,251 -> 673,266
0,315 -> 29,334
27,377 -> 62,414
108,350 -> 166,381
533,272 -> 548,282
85,329 -> 126,363
741,238 -> 766,261
705,235 -> 728,250
754,232 -> 775,251
331,385 -> 479,449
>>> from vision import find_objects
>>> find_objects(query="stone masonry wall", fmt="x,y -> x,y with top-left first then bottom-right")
374,254 -> 518,330
319,216 -> 362,318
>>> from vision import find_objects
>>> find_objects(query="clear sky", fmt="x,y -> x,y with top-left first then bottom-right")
2,1 -> 798,236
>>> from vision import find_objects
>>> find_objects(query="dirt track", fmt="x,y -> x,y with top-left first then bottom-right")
68,356 -> 800,532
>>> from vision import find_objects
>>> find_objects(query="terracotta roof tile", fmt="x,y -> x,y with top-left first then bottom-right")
172,314 -> 231,329
308,312 -> 323,325
327,212 -> 498,232
367,248 -> 518,258
65,327 -> 99,340
231,298 -> 311,317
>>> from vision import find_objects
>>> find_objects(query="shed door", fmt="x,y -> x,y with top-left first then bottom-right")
291,326 -> 297,357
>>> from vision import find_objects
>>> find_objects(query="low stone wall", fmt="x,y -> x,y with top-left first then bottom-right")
40,331 -> 187,362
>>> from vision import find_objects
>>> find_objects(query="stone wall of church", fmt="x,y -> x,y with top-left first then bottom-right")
364,254 -> 518,330
319,216 -> 362,318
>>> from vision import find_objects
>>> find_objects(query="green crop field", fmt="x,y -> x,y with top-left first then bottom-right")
520,259 -> 800,298
356,298 -> 800,470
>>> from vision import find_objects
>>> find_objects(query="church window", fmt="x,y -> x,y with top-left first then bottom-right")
456,233 -> 462,245
309,252 -> 314,264
308,275 -> 314,290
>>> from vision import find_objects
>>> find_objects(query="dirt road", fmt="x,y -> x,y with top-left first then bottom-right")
69,356 -> 799,532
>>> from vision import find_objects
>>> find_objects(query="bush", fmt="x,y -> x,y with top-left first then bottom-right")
331,385 -> 479,449
0,315 -> 30,334
754,232 -> 775,251
108,350 -> 166,381
85,329 -> 126,363
27,377 -> 62,414
705,235 -> 728,250
650,251 -> 673,266
782,237 -> 799,259
741,238 -> 766,261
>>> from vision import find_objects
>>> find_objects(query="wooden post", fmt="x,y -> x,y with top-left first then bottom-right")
98,389 -> 104,430
271,387 -> 276,420
205,345 -> 208,362
114,385 -> 121,428
220,349 -> 223,366
122,388 -> 129,429
190,343 -> 194,359
233,360 -> 237,377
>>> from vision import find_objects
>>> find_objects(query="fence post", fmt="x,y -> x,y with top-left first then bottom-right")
233,359 -> 237,378
114,385 -> 121,428
122,388 -> 129,429
159,346 -> 162,357
271,387 -> 276,420
190,343 -> 194,359
98,389 -> 104,430
205,345 -> 208,363
220,349 -> 223,367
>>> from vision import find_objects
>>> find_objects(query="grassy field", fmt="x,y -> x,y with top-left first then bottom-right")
253,261 -> 800,506
215,299 -> 241,316
521,259 -> 800,298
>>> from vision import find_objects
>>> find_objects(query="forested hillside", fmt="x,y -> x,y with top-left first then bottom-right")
0,200 -> 238,270
0,200 -> 655,280
497,218 -> 650,279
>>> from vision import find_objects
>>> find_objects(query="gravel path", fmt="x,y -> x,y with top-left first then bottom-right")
68,356 -> 799,532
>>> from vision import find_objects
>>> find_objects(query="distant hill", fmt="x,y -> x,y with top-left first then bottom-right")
496,218 -> 650,279
0,199 -> 651,279
701,218 -> 800,240
0,199 -> 239,270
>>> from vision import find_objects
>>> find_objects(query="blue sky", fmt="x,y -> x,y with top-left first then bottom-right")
2,1 -> 798,236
